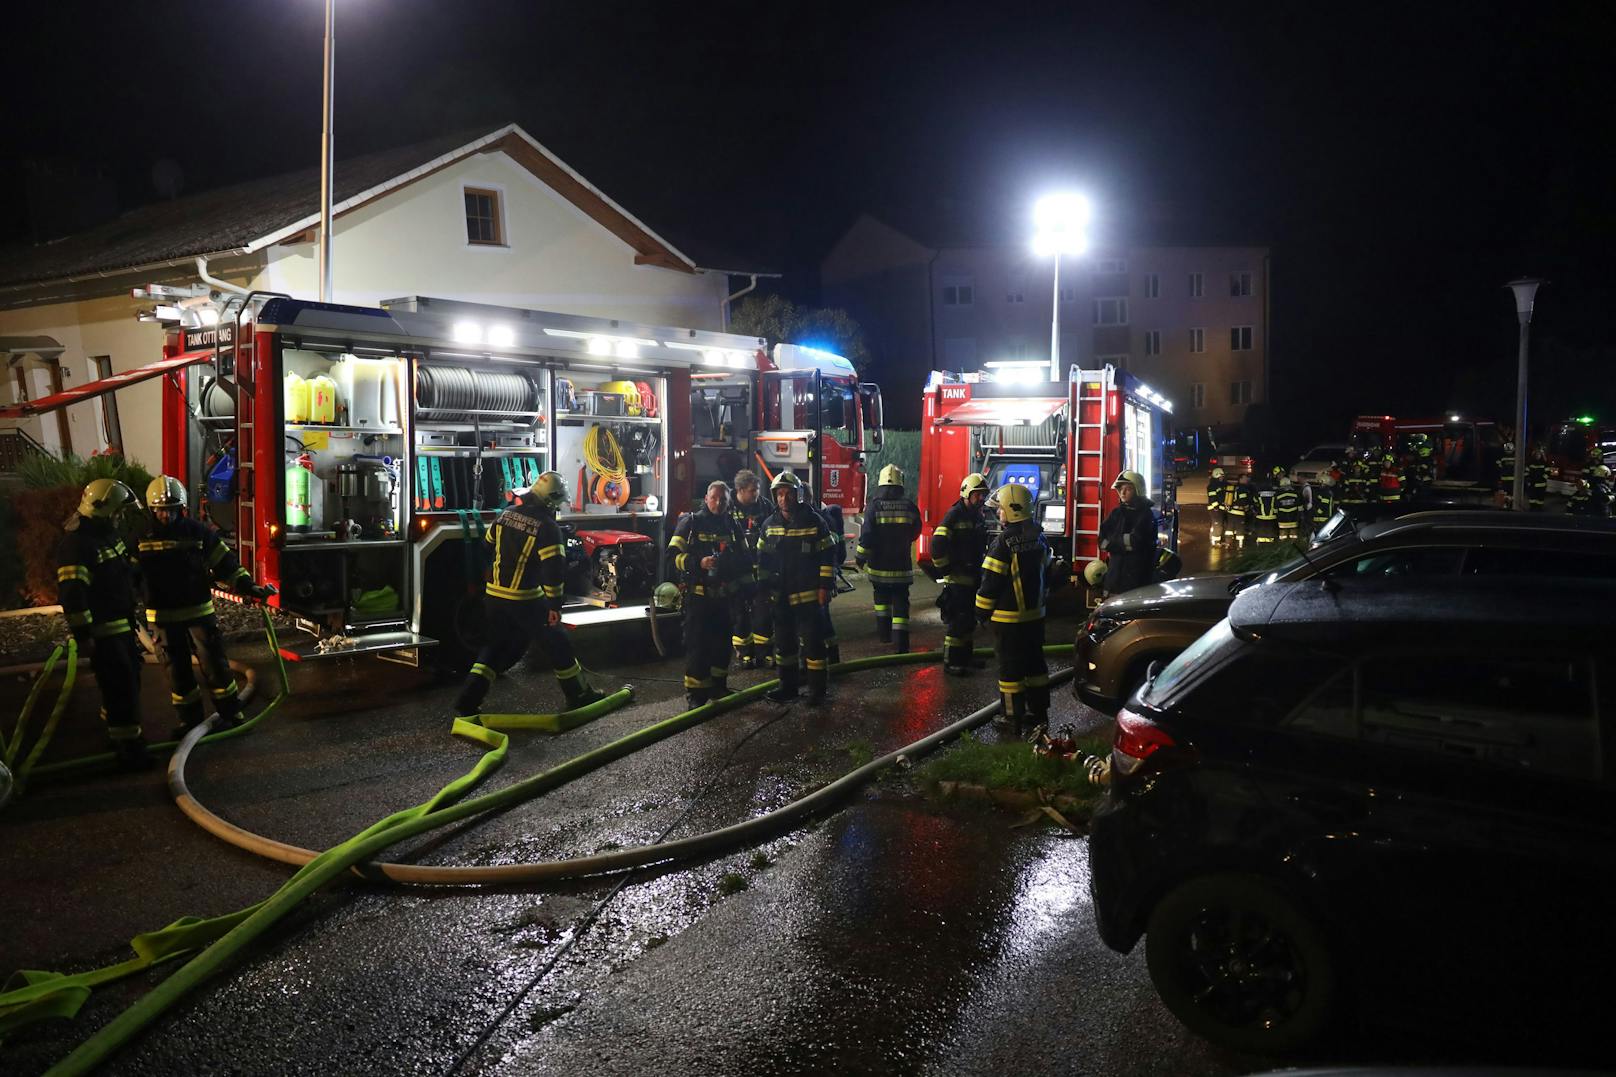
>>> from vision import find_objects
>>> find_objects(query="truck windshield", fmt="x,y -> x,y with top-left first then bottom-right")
822,379 -> 859,447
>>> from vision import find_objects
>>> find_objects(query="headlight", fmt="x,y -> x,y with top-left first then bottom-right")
1086,615 -> 1127,642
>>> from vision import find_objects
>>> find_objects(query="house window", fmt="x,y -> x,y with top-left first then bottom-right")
1143,330 -> 1161,356
1229,380 -> 1253,405
1189,327 -> 1205,353
1188,272 -> 1204,298
1230,271 -> 1254,297
1093,297 -> 1129,326
1230,325 -> 1254,351
942,279 -> 974,306
464,187 -> 505,245
1144,273 -> 1160,299
1094,257 -> 1127,275
1006,286 -> 1026,304
1191,383 -> 1206,409
1060,286 -> 1078,303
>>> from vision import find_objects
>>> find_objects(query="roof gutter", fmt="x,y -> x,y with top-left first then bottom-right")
0,247 -> 251,304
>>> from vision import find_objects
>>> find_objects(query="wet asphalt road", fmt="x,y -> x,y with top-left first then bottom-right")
3,513 -> 1257,1076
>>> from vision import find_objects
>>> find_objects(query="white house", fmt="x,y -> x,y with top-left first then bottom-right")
0,124 -> 770,472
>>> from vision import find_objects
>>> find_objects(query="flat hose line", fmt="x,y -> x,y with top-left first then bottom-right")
170,648 -> 1076,884
6,644 -> 1074,1075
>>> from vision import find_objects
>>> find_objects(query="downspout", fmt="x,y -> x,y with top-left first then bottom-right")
196,256 -> 249,296
722,273 -> 759,331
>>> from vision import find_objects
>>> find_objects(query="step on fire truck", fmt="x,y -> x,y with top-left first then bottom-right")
3,290 -> 880,666
917,362 -> 1178,581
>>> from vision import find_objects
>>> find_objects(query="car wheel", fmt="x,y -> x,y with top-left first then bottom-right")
1144,872 -> 1336,1054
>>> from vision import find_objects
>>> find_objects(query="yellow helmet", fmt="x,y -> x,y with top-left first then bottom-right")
1083,559 -> 1108,586
600,380 -> 642,415
1112,470 -> 1146,494
877,463 -> 904,488
78,478 -> 135,519
525,470 -> 569,511
146,475 -> 187,511
770,469 -> 804,494
1211,467 -> 1224,479
992,483 -> 1034,524
960,472 -> 989,498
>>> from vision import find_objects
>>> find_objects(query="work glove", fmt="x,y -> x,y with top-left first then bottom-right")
919,560 -> 940,582
244,583 -> 278,602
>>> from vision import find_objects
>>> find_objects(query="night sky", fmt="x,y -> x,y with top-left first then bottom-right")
5,1 -> 1610,451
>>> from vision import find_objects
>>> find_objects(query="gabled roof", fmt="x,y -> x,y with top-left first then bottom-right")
0,124 -> 773,294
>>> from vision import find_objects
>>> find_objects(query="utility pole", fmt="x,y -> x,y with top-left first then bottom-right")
318,0 -> 335,302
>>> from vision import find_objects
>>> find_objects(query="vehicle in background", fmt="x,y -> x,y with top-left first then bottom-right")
1073,511 -> 1616,713
1169,426 -> 1216,472
1089,576 -> 1616,1056
1208,440 -> 1255,479
1545,417 -> 1616,495
1348,414 -> 1502,488
1288,443 -> 1349,485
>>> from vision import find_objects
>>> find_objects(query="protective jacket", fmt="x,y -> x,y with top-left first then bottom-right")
730,495 -> 770,556
668,506 -> 745,599
976,521 -> 1051,623
483,501 -> 566,611
1225,483 -> 1252,517
1310,486 -> 1338,525
1097,497 -> 1158,594
759,504 -> 835,605
137,515 -> 251,624
1275,488 -> 1302,528
930,498 -> 988,585
855,485 -> 921,584
57,516 -> 140,639
1206,474 -> 1226,507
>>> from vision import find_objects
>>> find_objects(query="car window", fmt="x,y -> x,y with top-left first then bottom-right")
1463,547 -> 1616,579
1318,546 -> 1466,579
1355,655 -> 1601,781
1282,667 -> 1357,738
1140,620 -> 1237,707
1186,648 -> 1340,727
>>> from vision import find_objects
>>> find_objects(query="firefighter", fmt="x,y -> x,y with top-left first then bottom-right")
669,481 -> 746,708
759,470 -> 835,704
1308,473 -> 1338,537
976,484 -> 1051,731
728,469 -> 773,669
1376,449 -> 1406,513
855,464 -> 922,653
1495,442 -> 1517,509
1251,473 -> 1279,545
1206,467 -> 1226,543
1527,447 -> 1549,511
1097,470 -> 1157,594
1584,464 -> 1614,517
930,472 -> 990,676
56,479 -> 149,768
815,499 -> 845,666
138,476 -> 274,737
453,472 -> 605,718
1275,475 -> 1302,544
1409,432 -> 1436,493
1339,452 -> 1369,515
1225,472 -> 1252,547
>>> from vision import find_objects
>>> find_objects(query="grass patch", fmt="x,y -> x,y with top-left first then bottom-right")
748,851 -> 771,870
918,732 -> 1112,800
717,872 -> 748,896
844,739 -> 875,768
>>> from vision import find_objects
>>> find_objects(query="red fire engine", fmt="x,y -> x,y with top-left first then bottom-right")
917,363 -> 1177,569
1348,414 -> 1503,488
1545,417 -> 1616,495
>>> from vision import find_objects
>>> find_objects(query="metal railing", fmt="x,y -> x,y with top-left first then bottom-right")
0,428 -> 52,474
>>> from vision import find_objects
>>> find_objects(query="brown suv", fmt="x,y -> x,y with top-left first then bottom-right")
1074,511 -> 1616,713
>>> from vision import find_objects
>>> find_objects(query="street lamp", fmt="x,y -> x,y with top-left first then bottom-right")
1032,193 -> 1091,383
318,0 -> 336,301
1506,277 -> 1544,512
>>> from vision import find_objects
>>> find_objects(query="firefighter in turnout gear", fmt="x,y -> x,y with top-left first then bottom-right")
56,479 -> 149,768
1495,443 -> 1517,509
728,470 -> 773,669
855,464 -> 923,653
1206,467 -> 1227,543
1251,477 -> 1279,545
1308,473 -> 1338,536
976,484 -> 1051,731
669,481 -> 747,707
930,472 -> 990,676
138,476 -> 272,737
1527,446 -> 1549,511
1377,450 -> 1406,510
1097,471 -> 1157,595
1224,473 -> 1252,547
1340,452 -> 1370,514
1275,476 -> 1302,543
453,472 -> 605,718
759,471 -> 835,704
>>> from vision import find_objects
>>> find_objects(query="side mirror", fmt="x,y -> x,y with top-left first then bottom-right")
860,383 -> 884,451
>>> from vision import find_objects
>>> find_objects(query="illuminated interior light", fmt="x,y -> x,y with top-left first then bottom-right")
588,336 -> 614,356
487,324 -> 516,348
452,321 -> 483,345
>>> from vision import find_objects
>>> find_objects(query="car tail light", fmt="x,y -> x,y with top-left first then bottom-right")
1113,707 -> 1178,778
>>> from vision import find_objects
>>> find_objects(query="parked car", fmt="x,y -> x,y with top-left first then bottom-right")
1209,441 -> 1256,479
1074,511 -> 1616,713
1088,576 -> 1616,1056
1288,443 -> 1349,485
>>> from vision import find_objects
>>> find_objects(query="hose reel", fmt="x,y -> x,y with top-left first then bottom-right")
415,365 -> 542,422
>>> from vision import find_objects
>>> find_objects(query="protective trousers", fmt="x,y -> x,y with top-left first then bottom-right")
683,594 -> 733,703
872,583 -> 912,653
455,596 -> 592,716
1209,506 -> 1225,541
994,619 -> 1048,725
89,631 -> 145,743
773,598 -> 827,700
729,585 -> 774,668
153,615 -> 241,730
940,582 -> 979,672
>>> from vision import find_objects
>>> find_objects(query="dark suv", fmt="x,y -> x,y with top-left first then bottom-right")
1075,511 -> 1616,713
1088,576 -> 1616,1056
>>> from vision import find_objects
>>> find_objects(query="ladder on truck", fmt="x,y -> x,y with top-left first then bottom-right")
1069,365 -> 1112,564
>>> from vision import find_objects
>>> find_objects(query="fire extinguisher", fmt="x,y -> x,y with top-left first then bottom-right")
286,449 -> 316,532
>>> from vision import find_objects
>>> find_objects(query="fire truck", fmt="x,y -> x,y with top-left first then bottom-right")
1545,417 -> 1616,495
4,290 -> 880,665
1348,414 -> 1503,488
917,363 -> 1177,572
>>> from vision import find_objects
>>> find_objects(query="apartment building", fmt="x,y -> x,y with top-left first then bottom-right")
822,214 -> 1268,430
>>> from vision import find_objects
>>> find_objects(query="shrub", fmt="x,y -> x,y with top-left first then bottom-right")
6,450 -> 156,607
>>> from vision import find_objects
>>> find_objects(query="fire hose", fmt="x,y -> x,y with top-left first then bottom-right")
2,644 -> 1075,1074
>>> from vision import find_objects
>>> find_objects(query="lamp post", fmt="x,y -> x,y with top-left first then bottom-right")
1506,278 -> 1544,512
1032,194 -> 1091,383
318,0 -> 336,302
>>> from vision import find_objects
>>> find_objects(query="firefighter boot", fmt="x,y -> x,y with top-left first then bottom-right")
112,736 -> 154,772
454,662 -> 498,718
806,664 -> 828,704
757,638 -> 776,669
734,635 -> 754,671
686,688 -> 710,710
710,672 -> 731,700
561,666 -> 606,712
943,637 -> 969,676
826,638 -> 842,666
765,663 -> 800,704
892,620 -> 910,655
874,604 -> 892,644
